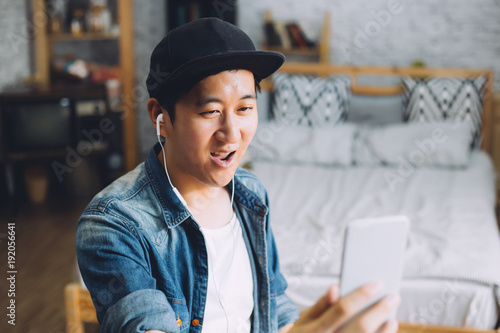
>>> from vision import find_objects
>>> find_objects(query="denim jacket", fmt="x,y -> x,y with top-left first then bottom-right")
76,143 -> 300,332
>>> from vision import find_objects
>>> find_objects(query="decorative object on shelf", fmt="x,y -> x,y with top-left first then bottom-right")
87,2 -> 111,33
49,13 -> 63,34
105,78 -> 121,111
411,59 -> 426,68
51,55 -> 121,86
64,0 -> 89,34
51,56 -> 88,82
70,9 -> 86,36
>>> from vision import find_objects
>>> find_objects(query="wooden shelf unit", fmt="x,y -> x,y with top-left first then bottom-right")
48,33 -> 120,42
261,9 -> 330,64
31,0 -> 137,172
491,92 -> 500,213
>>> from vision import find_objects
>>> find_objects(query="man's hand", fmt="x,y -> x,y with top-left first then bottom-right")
287,282 -> 400,333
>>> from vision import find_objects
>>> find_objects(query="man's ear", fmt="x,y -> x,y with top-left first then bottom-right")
147,98 -> 170,138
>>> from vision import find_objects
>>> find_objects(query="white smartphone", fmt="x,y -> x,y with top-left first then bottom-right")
339,215 -> 410,318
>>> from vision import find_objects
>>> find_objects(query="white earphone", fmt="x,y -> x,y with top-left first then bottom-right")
156,113 -> 163,137
156,113 -> 188,208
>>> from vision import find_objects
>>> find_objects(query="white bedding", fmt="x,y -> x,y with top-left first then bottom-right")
253,150 -> 500,329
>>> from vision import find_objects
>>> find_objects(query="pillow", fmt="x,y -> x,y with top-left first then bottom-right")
256,90 -> 272,122
272,74 -> 351,127
353,121 -> 473,168
347,94 -> 404,125
248,122 -> 356,166
402,76 -> 487,148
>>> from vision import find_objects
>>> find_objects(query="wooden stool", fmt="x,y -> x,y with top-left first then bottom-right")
64,282 -> 98,333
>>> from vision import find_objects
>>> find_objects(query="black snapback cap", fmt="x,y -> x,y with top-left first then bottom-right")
146,17 -> 285,99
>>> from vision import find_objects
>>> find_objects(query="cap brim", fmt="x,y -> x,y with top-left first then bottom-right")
159,51 -> 285,93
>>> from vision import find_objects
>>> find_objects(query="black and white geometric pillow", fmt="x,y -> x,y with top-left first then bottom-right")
402,76 -> 487,148
272,74 -> 351,127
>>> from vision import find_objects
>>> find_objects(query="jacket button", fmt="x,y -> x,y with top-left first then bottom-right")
192,319 -> 200,326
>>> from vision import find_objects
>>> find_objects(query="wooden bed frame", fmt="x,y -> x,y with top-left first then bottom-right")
260,63 -> 499,333
261,62 -> 494,154
64,64 -> 498,332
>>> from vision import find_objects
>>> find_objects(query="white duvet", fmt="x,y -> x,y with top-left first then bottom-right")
252,150 -> 500,328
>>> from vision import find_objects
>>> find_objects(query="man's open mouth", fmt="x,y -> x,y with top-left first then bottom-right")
210,151 -> 236,167
211,151 -> 235,161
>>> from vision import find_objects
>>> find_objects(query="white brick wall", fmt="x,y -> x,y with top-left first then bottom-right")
2,1 -> 499,91
238,0 -> 500,90
0,1 -> 31,91
2,1 -> 498,156
133,0 -> 167,159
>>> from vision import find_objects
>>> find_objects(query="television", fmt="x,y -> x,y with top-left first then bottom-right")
3,98 -> 73,153
0,85 -> 109,159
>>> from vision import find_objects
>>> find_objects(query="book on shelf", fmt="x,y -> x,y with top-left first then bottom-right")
263,21 -> 281,47
189,2 -> 201,22
286,22 -> 308,50
274,21 -> 291,49
263,19 -> 318,51
296,20 -> 318,48
176,5 -> 187,26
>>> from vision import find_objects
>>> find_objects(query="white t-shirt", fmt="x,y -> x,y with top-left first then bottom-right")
200,213 -> 254,333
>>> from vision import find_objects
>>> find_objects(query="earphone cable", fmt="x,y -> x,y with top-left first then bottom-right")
158,131 -> 236,332
157,135 -> 176,190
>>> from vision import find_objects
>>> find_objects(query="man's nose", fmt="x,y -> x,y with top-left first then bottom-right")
215,113 -> 240,143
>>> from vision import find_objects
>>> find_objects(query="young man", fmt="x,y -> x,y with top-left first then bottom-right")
76,18 -> 400,332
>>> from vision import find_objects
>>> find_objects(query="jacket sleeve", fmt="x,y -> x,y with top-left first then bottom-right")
265,194 -> 301,330
76,207 -> 180,333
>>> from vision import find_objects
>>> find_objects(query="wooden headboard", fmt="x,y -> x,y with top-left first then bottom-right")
261,63 -> 494,153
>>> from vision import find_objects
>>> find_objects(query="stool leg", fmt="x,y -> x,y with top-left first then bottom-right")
64,283 -> 84,333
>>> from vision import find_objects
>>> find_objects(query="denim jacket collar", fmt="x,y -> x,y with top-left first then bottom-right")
145,142 -> 268,229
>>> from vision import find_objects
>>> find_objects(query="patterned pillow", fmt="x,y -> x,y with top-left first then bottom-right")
272,74 -> 351,127
402,76 -> 487,148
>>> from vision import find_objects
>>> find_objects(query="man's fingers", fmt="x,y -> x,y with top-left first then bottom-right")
342,294 -> 401,333
315,281 -> 384,331
378,319 -> 399,333
290,283 -> 401,333
297,285 -> 339,322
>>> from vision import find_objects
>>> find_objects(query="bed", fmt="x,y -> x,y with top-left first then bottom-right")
250,64 -> 500,332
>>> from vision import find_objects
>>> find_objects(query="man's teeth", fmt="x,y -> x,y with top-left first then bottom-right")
212,152 -> 231,156
212,151 -> 235,161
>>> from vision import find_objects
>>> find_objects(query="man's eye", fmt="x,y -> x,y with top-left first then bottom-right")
238,107 -> 253,113
202,110 -> 219,115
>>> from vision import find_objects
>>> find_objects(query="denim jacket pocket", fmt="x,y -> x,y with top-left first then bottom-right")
168,298 -> 190,332
136,222 -> 169,246
269,273 -> 278,299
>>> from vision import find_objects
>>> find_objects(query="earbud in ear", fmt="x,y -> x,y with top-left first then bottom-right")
156,113 -> 164,137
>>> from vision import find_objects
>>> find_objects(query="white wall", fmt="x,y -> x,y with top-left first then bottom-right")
2,1 -> 498,157
133,0 -> 167,159
238,0 -> 500,90
0,1 -> 31,91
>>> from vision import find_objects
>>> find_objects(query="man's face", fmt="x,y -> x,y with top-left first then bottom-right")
163,69 -> 258,189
